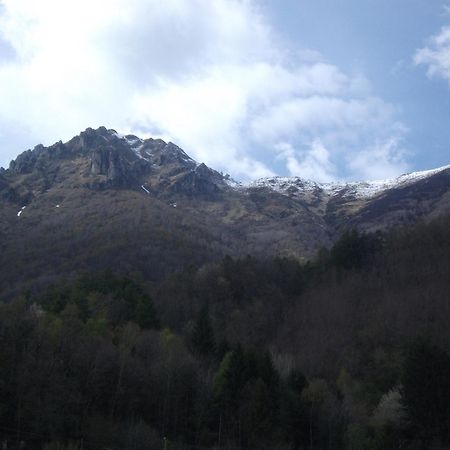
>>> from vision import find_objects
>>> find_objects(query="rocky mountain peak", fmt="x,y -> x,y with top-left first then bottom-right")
5,127 -> 230,197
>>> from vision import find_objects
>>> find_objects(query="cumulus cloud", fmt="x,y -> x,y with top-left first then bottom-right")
276,140 -> 336,183
348,135 -> 409,181
0,0 -> 408,181
415,23 -> 450,85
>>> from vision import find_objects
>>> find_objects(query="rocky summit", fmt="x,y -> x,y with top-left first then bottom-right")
1,126 -> 450,297
6,126 -> 227,196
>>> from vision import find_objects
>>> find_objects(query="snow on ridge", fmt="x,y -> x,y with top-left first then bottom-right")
246,165 -> 450,200
387,164 -> 450,186
110,130 -> 143,147
132,144 -> 152,162
224,176 -> 242,188
107,129 -> 450,197
111,130 -> 151,162
111,130 -> 198,165
340,164 -> 450,198
125,136 -> 142,146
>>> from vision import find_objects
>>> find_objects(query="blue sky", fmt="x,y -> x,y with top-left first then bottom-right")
262,0 -> 450,172
0,0 -> 449,182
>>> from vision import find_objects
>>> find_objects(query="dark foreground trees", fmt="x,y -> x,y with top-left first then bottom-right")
2,214 -> 450,449
402,338 -> 450,447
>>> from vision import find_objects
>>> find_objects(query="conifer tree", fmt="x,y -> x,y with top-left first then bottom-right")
401,338 -> 450,445
190,306 -> 216,358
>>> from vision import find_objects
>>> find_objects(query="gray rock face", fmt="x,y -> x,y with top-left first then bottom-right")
76,127 -> 147,186
9,147 -> 42,174
168,165 -> 222,198
89,145 -> 139,186
0,173 -> 11,200
9,141 -> 70,174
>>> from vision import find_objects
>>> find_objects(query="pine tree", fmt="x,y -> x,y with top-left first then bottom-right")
190,306 -> 215,358
135,295 -> 159,329
401,338 -> 450,445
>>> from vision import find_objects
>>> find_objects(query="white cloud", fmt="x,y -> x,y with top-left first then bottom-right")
276,140 -> 336,183
415,25 -> 450,84
348,137 -> 409,181
0,0 -> 408,181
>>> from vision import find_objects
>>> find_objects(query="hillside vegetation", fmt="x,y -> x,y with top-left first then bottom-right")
1,214 -> 450,449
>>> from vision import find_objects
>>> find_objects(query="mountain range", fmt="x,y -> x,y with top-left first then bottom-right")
1,126 -> 449,297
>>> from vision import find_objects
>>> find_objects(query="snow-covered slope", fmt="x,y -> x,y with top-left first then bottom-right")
246,165 -> 450,200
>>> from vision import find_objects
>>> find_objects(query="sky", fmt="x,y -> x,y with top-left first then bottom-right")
0,0 -> 450,182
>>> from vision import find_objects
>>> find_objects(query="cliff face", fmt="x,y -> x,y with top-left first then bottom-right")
0,126 -> 449,297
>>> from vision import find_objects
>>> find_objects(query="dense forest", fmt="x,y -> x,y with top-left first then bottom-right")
2,214 -> 450,449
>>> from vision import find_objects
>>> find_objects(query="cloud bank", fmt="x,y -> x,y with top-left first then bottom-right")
0,0 -> 408,181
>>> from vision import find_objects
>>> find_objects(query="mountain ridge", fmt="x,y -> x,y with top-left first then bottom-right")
3,126 -> 450,231
247,164 -> 450,199
1,126 -> 450,298
4,126 -> 450,198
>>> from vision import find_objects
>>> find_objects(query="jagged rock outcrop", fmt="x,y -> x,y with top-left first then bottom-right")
4,127 -> 227,193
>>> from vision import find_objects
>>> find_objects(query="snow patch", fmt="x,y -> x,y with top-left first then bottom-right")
17,206 -> 26,217
246,165 -> 450,200
132,144 -> 152,162
111,130 -> 148,158
141,185 -> 150,194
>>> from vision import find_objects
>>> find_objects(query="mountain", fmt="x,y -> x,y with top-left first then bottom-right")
248,164 -> 450,232
1,126 -> 449,297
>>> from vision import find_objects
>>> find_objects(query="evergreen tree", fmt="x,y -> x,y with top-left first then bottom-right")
190,306 -> 215,358
401,338 -> 450,445
330,229 -> 379,270
213,347 -> 247,411
241,378 -> 277,447
135,295 -> 159,329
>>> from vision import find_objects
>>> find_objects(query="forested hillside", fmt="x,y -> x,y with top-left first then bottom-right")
2,214 -> 450,449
